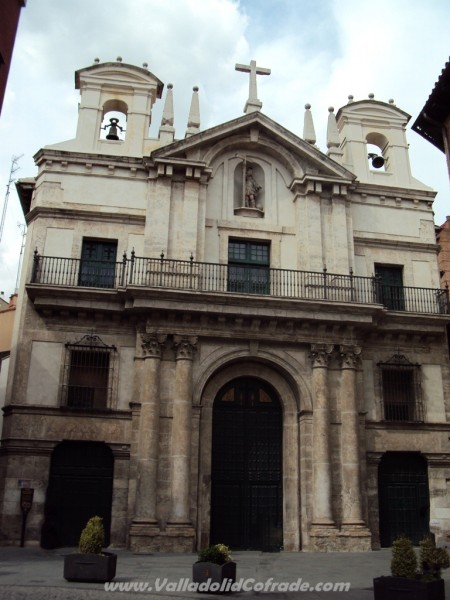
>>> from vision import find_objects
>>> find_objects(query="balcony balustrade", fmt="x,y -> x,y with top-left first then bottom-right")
29,251 -> 449,315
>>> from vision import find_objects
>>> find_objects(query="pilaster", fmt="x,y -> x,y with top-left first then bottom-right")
166,335 -> 197,550
129,332 -> 166,551
337,344 -> 372,550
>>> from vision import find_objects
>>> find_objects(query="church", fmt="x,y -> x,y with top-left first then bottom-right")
1,58 -> 449,552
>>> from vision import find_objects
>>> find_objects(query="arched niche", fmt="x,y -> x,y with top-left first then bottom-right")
233,160 -> 265,217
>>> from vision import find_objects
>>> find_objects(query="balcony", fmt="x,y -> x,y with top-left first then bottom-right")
29,251 -> 449,315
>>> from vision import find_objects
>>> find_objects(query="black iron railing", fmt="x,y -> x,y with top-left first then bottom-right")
30,250 -> 449,315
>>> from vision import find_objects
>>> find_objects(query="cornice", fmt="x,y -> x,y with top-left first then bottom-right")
26,205 -> 145,226
34,147 -> 144,167
353,235 -> 438,253
2,403 -> 132,420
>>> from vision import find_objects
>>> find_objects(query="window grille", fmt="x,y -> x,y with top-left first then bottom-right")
378,354 -> 423,422
62,333 -> 116,410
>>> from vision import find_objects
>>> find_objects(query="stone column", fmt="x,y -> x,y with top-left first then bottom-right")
339,345 -> 365,526
311,344 -> 335,526
133,332 -> 166,523
168,335 -> 197,524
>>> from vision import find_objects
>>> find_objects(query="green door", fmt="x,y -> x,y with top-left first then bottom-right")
378,452 -> 429,546
210,378 -> 282,551
41,441 -> 114,548
228,240 -> 270,294
79,240 -> 117,288
375,265 -> 405,310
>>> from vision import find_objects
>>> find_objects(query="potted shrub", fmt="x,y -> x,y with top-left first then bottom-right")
63,515 -> 117,583
373,535 -> 449,600
193,543 -> 236,592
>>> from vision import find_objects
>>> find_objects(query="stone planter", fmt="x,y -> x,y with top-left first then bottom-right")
192,561 -> 236,592
373,576 -> 445,600
64,551 -> 117,583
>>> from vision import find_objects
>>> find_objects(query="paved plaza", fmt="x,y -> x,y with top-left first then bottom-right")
0,546 -> 449,599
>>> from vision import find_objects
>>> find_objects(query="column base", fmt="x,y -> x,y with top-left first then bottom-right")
129,521 -> 196,553
308,524 -> 372,552
337,524 -> 372,551
308,524 -> 339,552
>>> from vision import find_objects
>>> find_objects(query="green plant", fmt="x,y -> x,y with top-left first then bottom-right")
419,535 -> 450,581
78,516 -> 105,554
390,536 -> 418,579
197,543 -> 232,565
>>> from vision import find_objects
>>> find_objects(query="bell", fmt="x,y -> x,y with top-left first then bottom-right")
368,153 -> 385,169
106,118 -> 120,140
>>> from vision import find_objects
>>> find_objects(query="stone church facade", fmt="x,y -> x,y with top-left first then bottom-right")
1,59 -> 449,552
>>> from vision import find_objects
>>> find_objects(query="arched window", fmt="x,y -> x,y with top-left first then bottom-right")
100,99 -> 128,141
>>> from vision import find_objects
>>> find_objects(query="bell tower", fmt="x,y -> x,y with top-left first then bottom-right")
336,96 -> 430,190
72,58 -> 163,156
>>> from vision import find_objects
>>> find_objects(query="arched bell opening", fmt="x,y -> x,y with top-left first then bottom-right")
100,99 -> 128,141
366,132 -> 388,171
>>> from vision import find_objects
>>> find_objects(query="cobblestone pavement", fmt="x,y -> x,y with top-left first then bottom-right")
0,546 -> 449,599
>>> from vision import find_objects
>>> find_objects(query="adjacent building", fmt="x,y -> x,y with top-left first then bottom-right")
1,59 -> 449,552
0,0 -> 26,115
0,294 -> 17,434
413,57 -> 450,185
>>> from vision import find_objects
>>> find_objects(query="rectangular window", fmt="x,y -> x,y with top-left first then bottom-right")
62,335 -> 116,410
79,239 -> 118,288
375,264 -> 405,311
228,240 -> 270,294
379,355 -> 423,422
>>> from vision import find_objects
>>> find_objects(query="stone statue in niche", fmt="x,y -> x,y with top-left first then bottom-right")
234,160 -> 264,217
245,166 -> 262,208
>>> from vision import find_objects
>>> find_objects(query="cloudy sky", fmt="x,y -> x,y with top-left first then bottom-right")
0,0 -> 449,299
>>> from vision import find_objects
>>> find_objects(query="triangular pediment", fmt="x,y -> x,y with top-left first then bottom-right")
336,99 -> 411,124
151,112 -> 356,184
75,62 -> 164,97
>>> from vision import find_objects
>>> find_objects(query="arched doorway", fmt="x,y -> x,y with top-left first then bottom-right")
378,452 -> 429,546
210,377 -> 282,551
41,441 -> 114,548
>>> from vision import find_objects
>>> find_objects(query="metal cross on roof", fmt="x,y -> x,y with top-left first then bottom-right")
235,59 -> 271,114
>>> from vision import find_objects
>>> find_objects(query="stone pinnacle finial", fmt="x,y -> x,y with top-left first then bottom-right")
159,83 -> 175,146
161,84 -> 174,127
185,86 -> 200,138
326,107 -> 343,163
303,103 -> 316,145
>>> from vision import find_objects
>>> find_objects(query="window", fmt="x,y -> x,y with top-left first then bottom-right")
62,334 -> 116,410
228,240 -> 270,294
378,354 -> 423,422
375,264 -> 405,311
79,239 -> 118,288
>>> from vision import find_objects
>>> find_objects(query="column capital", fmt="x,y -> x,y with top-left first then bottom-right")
174,335 -> 198,360
310,343 -> 334,368
140,333 -> 167,358
339,345 -> 361,369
